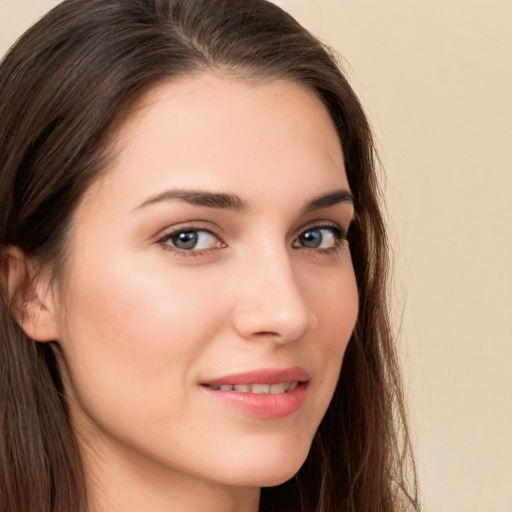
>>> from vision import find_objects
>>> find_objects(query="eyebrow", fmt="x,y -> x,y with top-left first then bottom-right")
134,187 -> 354,213
301,188 -> 354,214
135,189 -> 247,212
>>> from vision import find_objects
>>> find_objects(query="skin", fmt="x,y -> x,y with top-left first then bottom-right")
29,73 -> 359,512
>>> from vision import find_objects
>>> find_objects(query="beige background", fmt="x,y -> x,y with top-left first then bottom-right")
1,1 -> 511,511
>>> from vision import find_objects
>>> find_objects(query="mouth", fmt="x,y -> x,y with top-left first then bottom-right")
200,367 -> 309,418
204,381 -> 300,394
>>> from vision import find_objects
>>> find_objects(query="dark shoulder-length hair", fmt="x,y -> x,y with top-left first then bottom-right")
0,0 -> 418,511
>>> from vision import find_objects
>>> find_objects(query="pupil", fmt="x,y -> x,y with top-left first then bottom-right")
173,231 -> 198,249
300,229 -> 322,248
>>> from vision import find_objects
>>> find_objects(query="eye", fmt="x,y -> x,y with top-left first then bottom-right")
292,225 -> 345,250
159,228 -> 225,252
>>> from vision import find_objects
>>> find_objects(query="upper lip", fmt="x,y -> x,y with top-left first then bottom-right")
202,366 -> 310,387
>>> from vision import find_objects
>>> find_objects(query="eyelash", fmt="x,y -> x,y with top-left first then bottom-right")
156,222 -> 224,257
292,222 -> 349,253
156,221 -> 350,256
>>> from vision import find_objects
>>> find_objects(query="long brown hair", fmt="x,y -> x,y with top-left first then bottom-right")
0,0 -> 419,511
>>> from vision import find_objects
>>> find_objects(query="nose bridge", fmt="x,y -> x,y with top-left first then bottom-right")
233,240 -> 317,342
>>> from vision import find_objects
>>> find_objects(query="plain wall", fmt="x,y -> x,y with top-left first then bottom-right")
1,1 -> 511,511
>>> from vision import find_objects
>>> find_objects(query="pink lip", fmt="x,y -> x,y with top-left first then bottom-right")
201,366 -> 310,419
202,366 -> 310,387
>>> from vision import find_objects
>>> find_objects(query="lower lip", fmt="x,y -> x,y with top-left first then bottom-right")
201,383 -> 308,419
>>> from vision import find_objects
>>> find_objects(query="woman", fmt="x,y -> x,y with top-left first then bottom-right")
0,0 -> 418,511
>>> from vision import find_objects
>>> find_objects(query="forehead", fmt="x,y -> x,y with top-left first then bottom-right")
88,72 -> 348,209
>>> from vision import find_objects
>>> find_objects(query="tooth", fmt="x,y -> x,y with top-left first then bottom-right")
287,381 -> 298,392
213,382 -> 298,394
269,383 -> 287,394
251,384 -> 270,394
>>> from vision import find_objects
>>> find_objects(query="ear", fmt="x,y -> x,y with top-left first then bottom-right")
0,246 -> 60,342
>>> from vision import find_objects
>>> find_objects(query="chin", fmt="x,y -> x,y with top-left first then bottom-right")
253,466 -> 305,488
216,441 -> 311,488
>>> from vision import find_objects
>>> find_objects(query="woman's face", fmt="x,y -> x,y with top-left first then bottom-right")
50,73 -> 358,502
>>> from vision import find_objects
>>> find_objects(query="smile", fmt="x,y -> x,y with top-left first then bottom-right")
201,367 -> 309,418
205,381 -> 299,394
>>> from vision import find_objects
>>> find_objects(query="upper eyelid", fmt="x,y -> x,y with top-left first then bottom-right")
155,221 -> 223,241
294,220 -> 347,237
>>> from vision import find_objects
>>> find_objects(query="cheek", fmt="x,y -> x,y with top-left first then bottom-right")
63,249 -> 224,347
302,260 -> 359,412
56,251 -> 229,420
310,261 -> 359,348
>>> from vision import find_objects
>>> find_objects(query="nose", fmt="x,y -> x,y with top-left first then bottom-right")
232,248 -> 317,344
